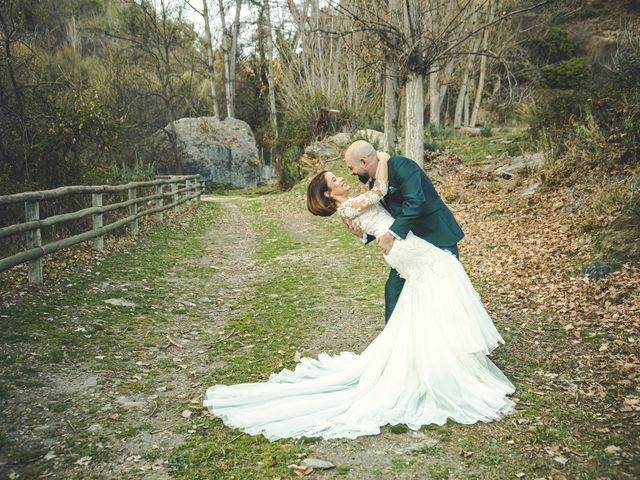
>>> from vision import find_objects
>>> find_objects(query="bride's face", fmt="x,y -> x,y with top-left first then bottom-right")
324,172 -> 350,198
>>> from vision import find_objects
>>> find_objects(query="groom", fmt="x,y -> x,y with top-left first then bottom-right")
344,140 -> 465,324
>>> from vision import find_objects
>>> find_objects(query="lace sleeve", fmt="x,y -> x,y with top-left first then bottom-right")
337,156 -> 389,219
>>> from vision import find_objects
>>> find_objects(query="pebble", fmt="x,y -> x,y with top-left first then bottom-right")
300,458 -> 335,470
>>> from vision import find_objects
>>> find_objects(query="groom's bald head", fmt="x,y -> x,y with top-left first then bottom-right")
345,140 -> 377,184
345,140 -> 376,163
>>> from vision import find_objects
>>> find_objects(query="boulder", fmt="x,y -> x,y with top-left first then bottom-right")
583,261 -> 612,280
304,142 -> 339,160
493,152 -> 545,178
326,132 -> 352,148
152,117 -> 262,187
302,142 -> 340,177
354,129 -> 385,147
520,181 -> 541,196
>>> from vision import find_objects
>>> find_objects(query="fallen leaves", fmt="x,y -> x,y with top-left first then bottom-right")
289,464 -> 314,477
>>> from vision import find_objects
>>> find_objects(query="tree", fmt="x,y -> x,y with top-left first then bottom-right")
263,0 -> 277,138
218,0 -> 242,118
470,0 -> 496,127
187,0 -> 221,119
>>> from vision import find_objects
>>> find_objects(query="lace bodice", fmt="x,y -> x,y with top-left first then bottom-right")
337,195 -> 395,238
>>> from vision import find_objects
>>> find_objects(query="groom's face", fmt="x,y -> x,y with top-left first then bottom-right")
346,158 -> 370,184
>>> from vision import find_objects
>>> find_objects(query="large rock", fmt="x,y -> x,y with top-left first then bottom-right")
493,152 -> 545,178
354,129 -> 385,147
304,142 -> 339,160
325,132 -> 351,148
152,117 -> 262,187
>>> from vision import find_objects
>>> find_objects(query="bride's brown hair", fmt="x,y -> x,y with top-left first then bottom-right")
307,171 -> 337,217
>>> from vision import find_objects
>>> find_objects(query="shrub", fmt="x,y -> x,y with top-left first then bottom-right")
541,57 -> 592,89
527,28 -> 577,65
480,123 -> 493,137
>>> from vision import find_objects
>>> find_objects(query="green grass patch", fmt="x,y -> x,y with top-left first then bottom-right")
444,132 -> 529,164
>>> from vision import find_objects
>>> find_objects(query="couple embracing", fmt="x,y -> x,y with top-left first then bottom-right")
203,141 -> 515,441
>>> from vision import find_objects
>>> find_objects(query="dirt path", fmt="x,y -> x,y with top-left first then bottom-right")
1,201 -> 263,479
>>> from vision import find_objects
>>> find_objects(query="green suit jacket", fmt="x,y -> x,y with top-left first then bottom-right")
379,155 -> 464,248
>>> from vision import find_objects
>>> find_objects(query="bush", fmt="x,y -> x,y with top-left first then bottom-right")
423,123 -> 454,152
541,57 -> 592,89
527,28 -> 577,65
480,123 -> 493,137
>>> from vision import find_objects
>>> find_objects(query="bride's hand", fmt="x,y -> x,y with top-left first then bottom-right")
377,151 -> 391,163
342,217 -> 363,237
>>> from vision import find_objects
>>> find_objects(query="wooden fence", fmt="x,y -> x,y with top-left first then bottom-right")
0,175 -> 202,285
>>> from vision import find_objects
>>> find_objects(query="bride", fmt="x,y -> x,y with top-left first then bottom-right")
203,154 -> 515,441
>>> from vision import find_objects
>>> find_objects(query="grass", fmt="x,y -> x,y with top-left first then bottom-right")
442,131 -> 529,164
165,203 -> 330,479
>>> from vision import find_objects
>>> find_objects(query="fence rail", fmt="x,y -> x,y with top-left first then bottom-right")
0,175 -> 202,285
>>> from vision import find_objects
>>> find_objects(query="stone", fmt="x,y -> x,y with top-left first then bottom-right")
104,298 -> 137,307
354,129 -> 385,147
397,438 -> 439,454
494,152 -> 545,177
81,376 -> 98,390
151,117 -> 264,187
520,182 -> 541,196
300,458 -> 335,470
115,395 -> 147,409
304,142 -> 338,160
583,261 -> 613,280
604,445 -> 621,455
88,423 -> 103,433
326,132 -> 351,147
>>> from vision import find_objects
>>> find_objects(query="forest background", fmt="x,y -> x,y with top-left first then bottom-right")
0,0 -> 638,262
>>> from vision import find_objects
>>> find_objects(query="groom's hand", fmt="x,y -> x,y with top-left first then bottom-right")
376,232 -> 395,255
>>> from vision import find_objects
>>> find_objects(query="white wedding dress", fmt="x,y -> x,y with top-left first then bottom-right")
203,179 -> 515,441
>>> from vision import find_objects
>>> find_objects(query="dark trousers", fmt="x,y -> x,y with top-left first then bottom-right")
384,244 -> 459,324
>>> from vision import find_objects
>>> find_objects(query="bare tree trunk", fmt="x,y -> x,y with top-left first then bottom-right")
437,58 -> 455,117
228,0 -> 241,118
428,68 -> 440,127
384,0 -> 402,152
264,0 -> 278,138
470,0 -> 495,127
403,0 -> 423,164
464,79 -> 473,127
218,0 -> 231,117
202,0 -> 220,119
454,28 -> 483,128
384,56 -> 399,152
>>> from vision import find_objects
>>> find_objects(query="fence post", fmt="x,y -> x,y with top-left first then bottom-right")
128,187 -> 138,236
25,201 -> 43,285
155,184 -> 163,221
187,179 -> 194,206
92,193 -> 104,251
171,180 -> 179,210
196,176 -> 202,202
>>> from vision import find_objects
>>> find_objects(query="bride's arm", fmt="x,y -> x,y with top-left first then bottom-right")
339,154 -> 389,216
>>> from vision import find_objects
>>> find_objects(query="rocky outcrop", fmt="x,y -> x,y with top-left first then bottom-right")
478,152 -> 545,179
301,142 -> 340,177
354,129 -> 384,147
326,132 -> 351,148
152,117 -> 263,187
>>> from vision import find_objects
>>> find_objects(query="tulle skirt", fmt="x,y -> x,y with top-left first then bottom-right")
203,233 -> 515,441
